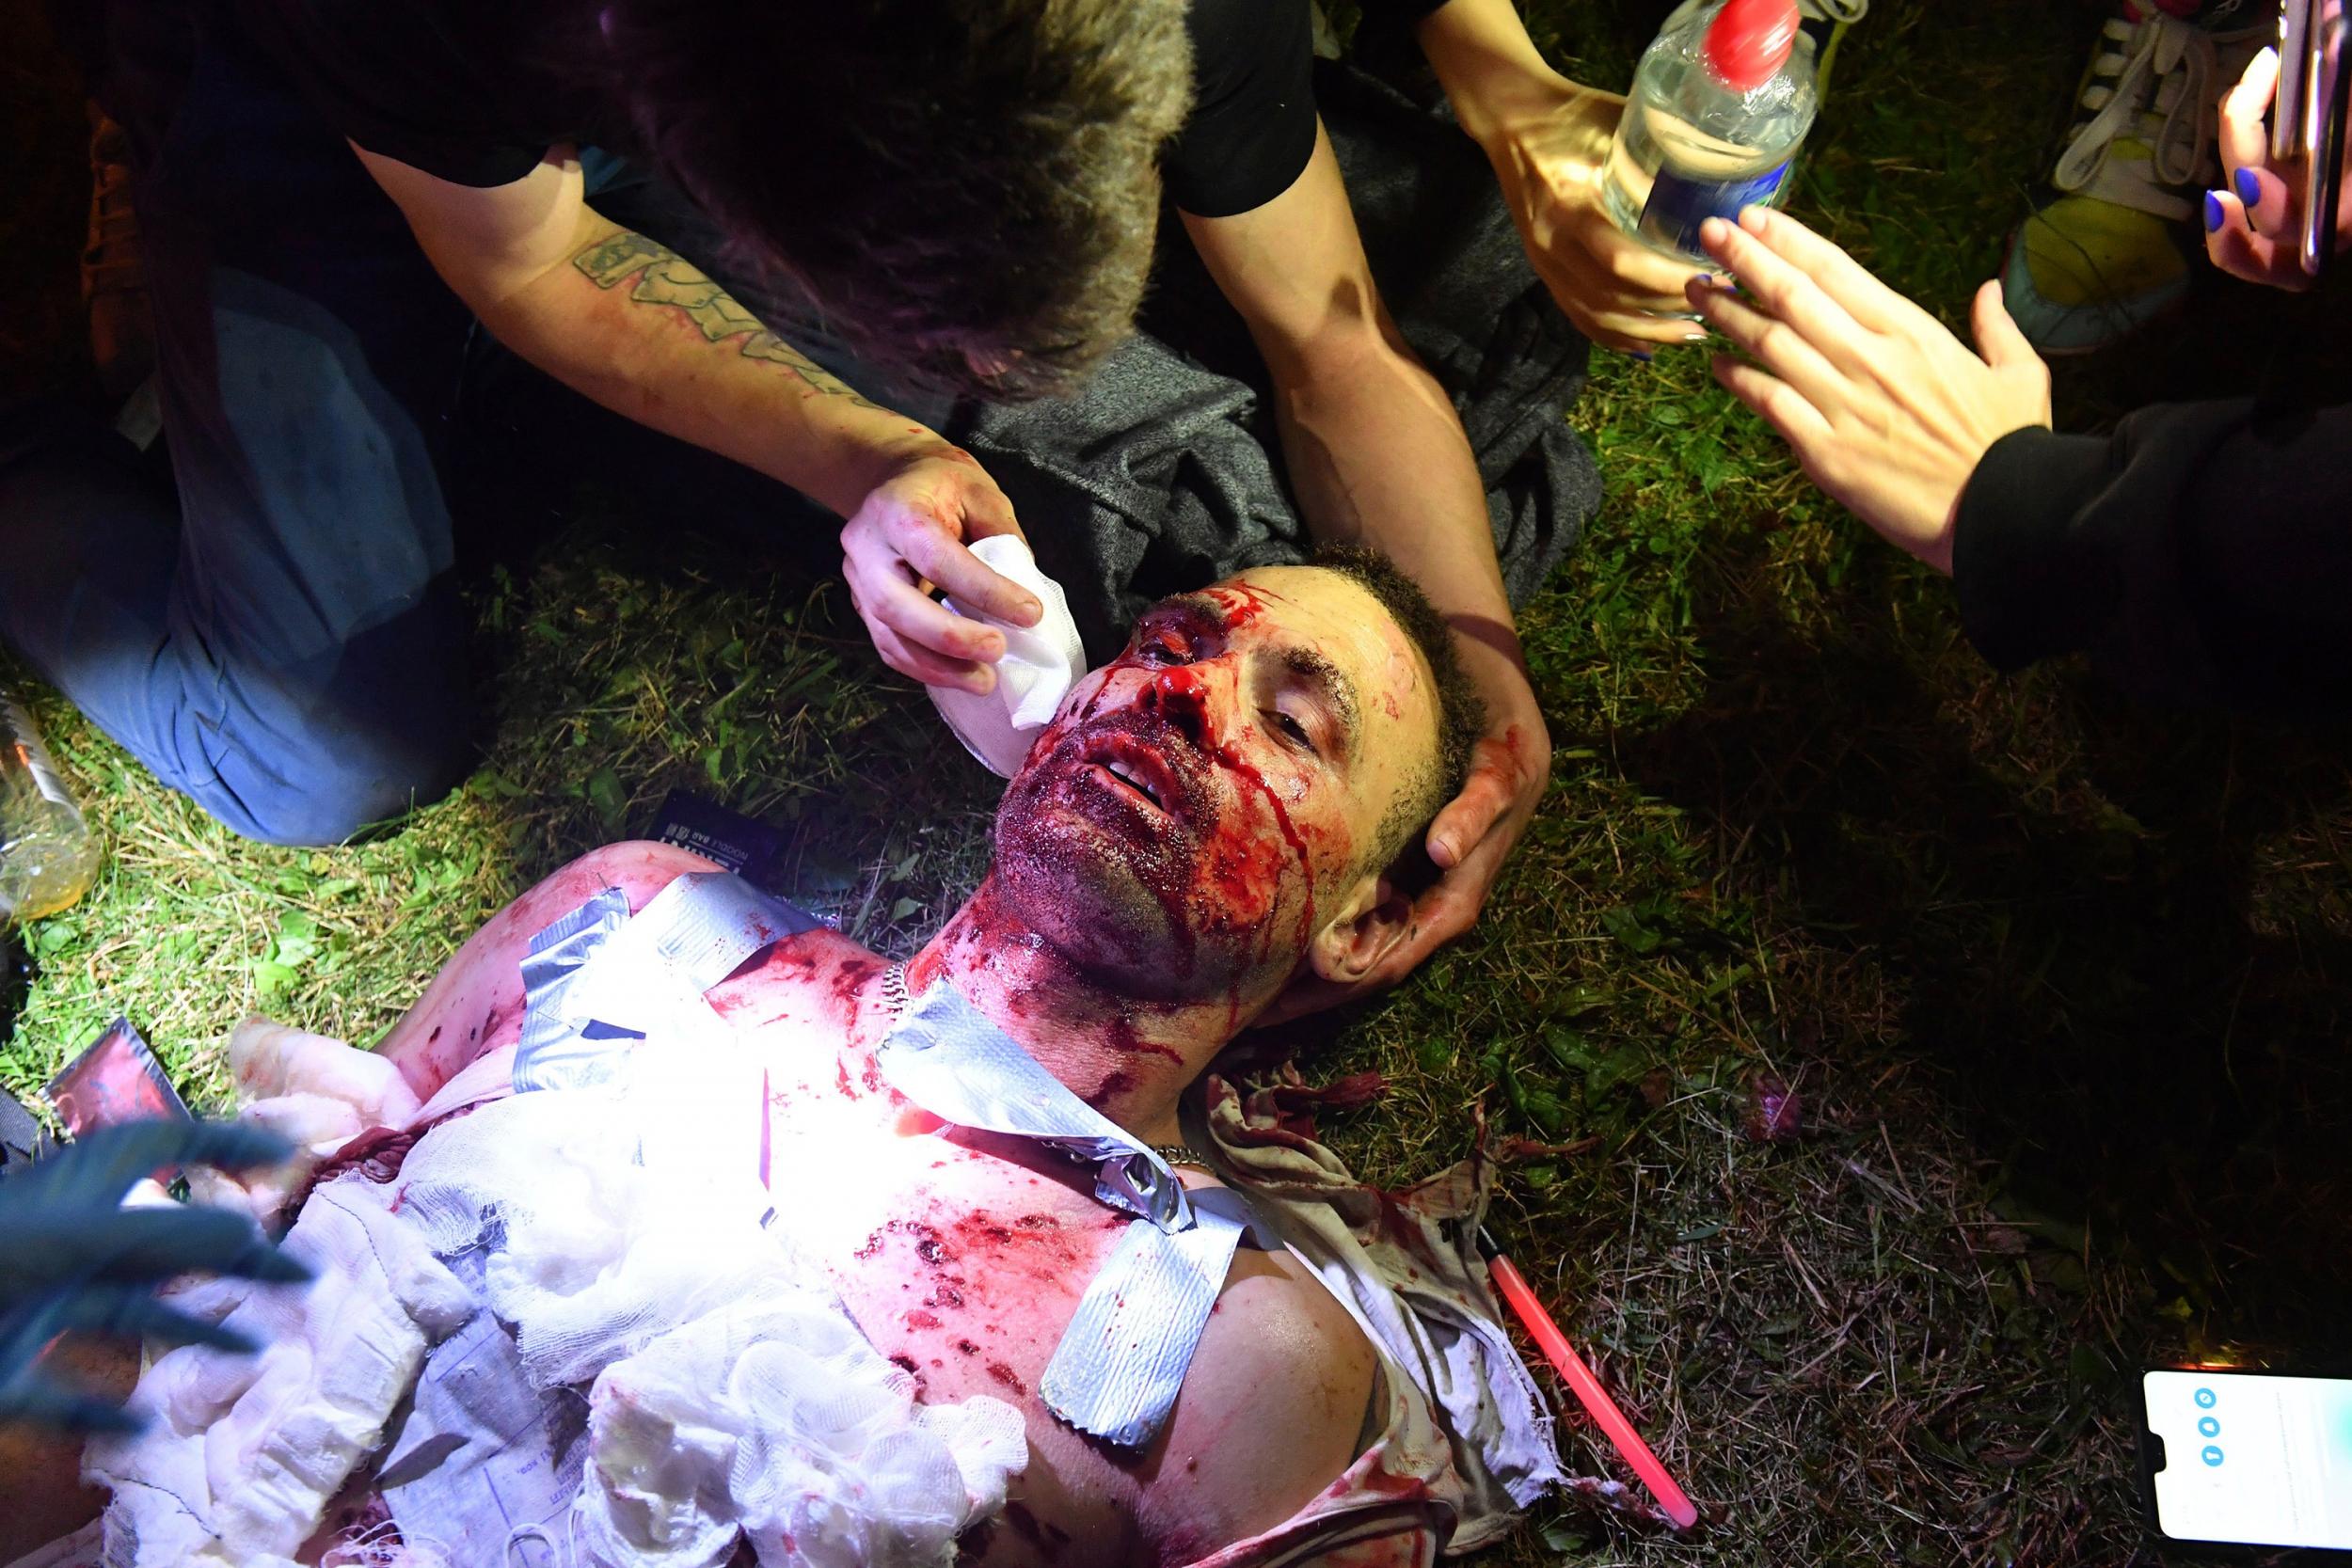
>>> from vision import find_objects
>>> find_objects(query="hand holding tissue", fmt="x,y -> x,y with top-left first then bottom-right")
927,536 -> 1085,778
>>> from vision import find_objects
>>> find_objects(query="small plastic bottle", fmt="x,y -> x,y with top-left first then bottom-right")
1600,0 -> 1819,266
0,693 -> 103,922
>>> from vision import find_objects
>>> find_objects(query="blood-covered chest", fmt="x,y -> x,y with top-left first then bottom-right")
785,1133 -> 1133,1409
725,955 -> 1133,1387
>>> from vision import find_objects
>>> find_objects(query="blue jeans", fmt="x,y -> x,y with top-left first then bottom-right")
0,2 -> 875,846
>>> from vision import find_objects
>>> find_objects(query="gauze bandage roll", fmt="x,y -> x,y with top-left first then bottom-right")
927,535 -> 1085,778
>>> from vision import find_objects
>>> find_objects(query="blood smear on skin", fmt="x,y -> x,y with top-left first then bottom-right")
1201,582 -> 1288,631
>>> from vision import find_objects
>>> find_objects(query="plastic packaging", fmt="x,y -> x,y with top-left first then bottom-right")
1600,0 -> 1819,264
0,693 -> 102,922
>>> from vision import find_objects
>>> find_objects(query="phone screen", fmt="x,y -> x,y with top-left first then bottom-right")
2143,1370 -> 2352,1549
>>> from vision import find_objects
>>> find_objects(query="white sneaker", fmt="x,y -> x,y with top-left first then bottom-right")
2002,3 -> 2269,355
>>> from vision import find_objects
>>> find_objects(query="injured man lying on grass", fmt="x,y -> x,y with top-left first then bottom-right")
6,552 -> 1580,1568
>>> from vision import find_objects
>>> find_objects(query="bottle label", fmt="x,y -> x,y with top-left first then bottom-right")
3,702 -> 75,809
1637,160 -> 1791,259
17,744 -> 75,810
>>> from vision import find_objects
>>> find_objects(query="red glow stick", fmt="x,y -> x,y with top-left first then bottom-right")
1479,1227 -> 1698,1529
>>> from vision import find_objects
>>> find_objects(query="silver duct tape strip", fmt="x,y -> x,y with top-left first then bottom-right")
1040,1205 -> 1248,1449
514,873 -> 819,1095
514,887 -> 635,1093
880,978 -> 1265,1447
630,871 -> 821,992
877,979 -> 1190,1232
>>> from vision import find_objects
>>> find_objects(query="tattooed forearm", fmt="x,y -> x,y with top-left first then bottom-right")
571,231 -> 880,408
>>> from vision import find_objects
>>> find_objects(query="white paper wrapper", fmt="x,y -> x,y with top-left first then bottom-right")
926,536 -> 1086,778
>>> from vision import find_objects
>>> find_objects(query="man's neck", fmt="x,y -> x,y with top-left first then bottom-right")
900,879 -> 1268,1145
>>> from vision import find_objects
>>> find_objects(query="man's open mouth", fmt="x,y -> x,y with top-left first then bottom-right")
1072,732 -> 1189,824
1098,758 -> 1161,809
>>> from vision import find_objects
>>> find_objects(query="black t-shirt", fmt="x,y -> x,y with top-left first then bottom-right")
240,0 -> 1321,218
1161,0 -> 1318,217
234,0 -> 610,189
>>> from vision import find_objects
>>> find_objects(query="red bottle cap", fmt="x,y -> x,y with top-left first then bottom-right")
1704,0 -> 1801,92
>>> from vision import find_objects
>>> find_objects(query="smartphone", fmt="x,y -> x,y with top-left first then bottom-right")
2138,1368 -> 2352,1555
2301,8 -> 2347,276
2276,0 -> 2313,166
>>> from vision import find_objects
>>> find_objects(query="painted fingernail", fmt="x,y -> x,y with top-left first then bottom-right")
1694,273 -> 1717,287
2204,191 -> 2226,232
2234,166 -> 2261,209
1629,350 -> 1654,363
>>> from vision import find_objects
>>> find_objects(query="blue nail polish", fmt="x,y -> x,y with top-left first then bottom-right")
2234,166 -> 2260,208
2203,191 -> 2225,232
1694,274 -> 1716,287
1630,351 -> 1654,363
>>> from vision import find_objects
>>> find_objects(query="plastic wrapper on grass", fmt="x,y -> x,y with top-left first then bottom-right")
1744,1071 -> 1801,1143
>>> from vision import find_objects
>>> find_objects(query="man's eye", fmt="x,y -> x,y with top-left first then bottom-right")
1267,710 -> 1316,753
1138,635 -> 1190,666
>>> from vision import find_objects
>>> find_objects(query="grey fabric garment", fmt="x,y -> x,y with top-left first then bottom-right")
947,58 -> 1599,661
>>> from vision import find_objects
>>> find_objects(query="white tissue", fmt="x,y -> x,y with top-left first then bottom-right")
927,535 -> 1085,778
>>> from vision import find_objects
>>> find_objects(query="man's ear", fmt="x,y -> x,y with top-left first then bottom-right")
1252,870 -> 1416,1029
1302,870 -> 1416,991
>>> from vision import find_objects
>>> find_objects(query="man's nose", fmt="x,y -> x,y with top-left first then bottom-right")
1138,663 -> 1212,745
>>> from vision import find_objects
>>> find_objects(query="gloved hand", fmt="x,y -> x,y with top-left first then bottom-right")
0,1119 -> 310,1433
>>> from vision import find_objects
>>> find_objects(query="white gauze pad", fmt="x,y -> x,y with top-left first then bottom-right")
927,535 -> 1086,778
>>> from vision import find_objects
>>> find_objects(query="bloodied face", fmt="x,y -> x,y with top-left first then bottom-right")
991,566 -> 1442,996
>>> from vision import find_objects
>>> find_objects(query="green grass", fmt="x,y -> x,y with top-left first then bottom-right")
8,3 -> 2352,1564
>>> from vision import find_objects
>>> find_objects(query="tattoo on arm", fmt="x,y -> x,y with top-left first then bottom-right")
571,231 -> 881,408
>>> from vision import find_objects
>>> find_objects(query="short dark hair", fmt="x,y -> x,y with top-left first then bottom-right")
1307,546 -> 1486,876
587,0 -> 1193,403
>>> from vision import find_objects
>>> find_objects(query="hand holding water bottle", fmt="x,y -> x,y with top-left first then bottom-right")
1415,0 -> 1724,356
1600,0 -> 1820,265
1466,74 -> 1715,356
1422,0 -> 1821,356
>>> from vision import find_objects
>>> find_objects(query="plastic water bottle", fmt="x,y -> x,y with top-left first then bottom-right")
1600,0 -> 1819,266
0,694 -> 102,922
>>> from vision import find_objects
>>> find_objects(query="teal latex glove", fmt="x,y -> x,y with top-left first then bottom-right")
0,1119 -> 310,1433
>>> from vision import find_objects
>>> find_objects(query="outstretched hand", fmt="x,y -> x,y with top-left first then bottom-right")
840,445 -> 1043,695
1685,207 -> 2052,572
0,1120 -> 309,1433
